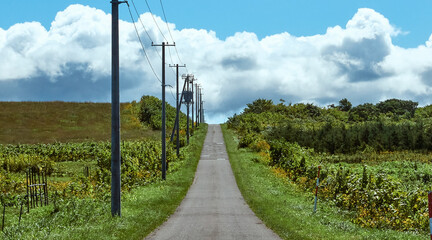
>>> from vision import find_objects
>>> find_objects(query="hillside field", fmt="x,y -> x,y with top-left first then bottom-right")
0,101 -> 158,144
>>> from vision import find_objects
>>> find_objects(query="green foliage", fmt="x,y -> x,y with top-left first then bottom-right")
338,98 -> 352,111
376,99 -> 418,118
244,98 -> 274,114
0,124 -> 208,240
227,97 -> 432,233
223,125 -> 423,239
348,103 -> 379,122
138,95 -> 187,130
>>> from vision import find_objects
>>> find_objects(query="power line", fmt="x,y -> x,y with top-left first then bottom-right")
127,4 -> 162,83
130,0 -> 177,77
128,2 -> 183,104
159,0 -> 188,72
144,0 -> 168,42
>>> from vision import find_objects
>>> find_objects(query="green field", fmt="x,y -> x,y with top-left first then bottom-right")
225,98 -> 432,235
222,124 -> 423,239
0,99 -> 206,239
0,101 -> 158,144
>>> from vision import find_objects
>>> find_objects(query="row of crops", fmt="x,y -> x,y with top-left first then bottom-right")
1,140 -> 180,201
227,98 -> 432,232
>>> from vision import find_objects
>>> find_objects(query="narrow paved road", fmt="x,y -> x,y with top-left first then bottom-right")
145,124 -> 280,240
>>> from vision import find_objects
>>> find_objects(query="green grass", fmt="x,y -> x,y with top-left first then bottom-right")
0,101 -> 158,144
1,124 -> 207,240
221,124 -> 424,240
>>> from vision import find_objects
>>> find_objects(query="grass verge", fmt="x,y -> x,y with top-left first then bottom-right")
2,124 -> 207,240
221,124 -> 424,240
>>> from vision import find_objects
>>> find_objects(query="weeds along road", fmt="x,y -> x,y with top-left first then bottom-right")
145,124 -> 280,240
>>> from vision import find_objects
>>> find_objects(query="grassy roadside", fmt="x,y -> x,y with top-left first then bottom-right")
2,124 -> 207,240
221,124 -> 423,240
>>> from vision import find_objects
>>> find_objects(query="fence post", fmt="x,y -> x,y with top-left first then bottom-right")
2,201 -> 5,232
26,170 -> 29,213
428,191 -> 432,240
44,169 -> 48,205
313,166 -> 321,213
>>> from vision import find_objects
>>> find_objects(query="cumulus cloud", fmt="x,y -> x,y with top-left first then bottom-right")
0,5 -> 431,123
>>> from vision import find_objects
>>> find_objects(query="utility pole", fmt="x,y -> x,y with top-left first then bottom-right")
152,42 -> 175,180
111,0 -> 127,217
170,76 -> 187,143
191,78 -> 195,130
195,83 -> 199,127
200,90 -> 204,123
186,75 -> 190,145
169,64 -> 186,157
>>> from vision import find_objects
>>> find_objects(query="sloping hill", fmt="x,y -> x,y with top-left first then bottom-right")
0,101 -> 158,144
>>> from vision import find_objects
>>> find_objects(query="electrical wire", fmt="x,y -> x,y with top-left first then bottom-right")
144,0 -> 168,42
127,4 -> 162,83
159,0 -> 188,72
130,0 -> 177,77
142,0 -> 175,65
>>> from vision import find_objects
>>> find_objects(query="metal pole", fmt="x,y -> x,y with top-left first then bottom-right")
200,91 -> 203,123
197,87 -> 200,125
169,64 -> 186,156
175,64 -> 180,156
191,80 -> 194,130
186,76 -> 190,145
170,78 -> 187,142
111,0 -> 121,217
195,84 -> 198,127
153,42 -> 175,180
161,42 -> 167,180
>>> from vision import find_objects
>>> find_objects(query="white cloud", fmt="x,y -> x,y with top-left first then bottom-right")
0,5 -> 431,123
427,34 -> 432,48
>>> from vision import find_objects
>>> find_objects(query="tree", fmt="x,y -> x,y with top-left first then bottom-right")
348,103 -> 378,122
338,98 -> 352,112
244,99 -> 274,114
376,99 -> 418,118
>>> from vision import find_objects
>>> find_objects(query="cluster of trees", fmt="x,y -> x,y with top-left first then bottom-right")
227,98 -> 432,153
138,95 -> 187,130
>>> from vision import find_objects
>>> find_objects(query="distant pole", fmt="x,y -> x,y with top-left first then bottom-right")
198,87 -> 201,125
200,91 -> 204,123
170,76 -> 187,143
196,84 -> 199,127
111,0 -> 126,217
169,64 -> 186,157
186,75 -> 190,145
153,42 -> 175,180
191,78 -> 194,130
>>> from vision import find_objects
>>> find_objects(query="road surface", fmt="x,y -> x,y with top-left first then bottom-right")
145,124 -> 281,240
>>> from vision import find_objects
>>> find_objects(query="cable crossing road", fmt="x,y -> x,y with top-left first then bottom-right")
145,124 -> 281,240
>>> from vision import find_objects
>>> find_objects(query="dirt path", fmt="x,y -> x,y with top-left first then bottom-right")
145,124 -> 281,240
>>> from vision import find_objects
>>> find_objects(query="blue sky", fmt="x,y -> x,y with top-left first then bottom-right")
1,1 -> 432,123
1,0 -> 431,47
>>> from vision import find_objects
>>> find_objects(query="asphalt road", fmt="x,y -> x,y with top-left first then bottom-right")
145,124 -> 281,240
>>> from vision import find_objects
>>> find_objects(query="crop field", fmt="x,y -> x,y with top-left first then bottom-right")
0,96 -> 203,239
227,98 -> 432,233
